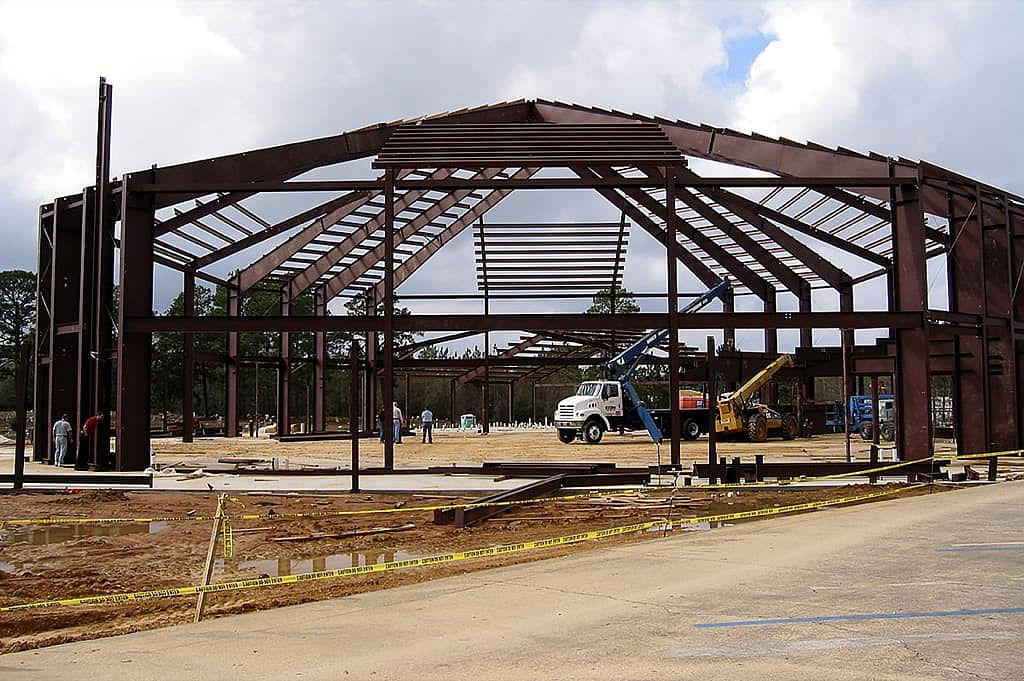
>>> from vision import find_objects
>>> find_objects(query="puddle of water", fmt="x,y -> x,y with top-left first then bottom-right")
0,521 -> 169,546
230,550 -> 421,578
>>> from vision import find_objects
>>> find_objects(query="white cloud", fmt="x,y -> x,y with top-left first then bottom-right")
735,0 -> 1024,190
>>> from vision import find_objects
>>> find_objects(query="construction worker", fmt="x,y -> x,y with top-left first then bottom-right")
393,401 -> 404,444
421,407 -> 434,444
52,414 -> 73,466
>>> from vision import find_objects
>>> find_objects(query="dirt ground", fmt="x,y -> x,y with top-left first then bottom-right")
0,482 -> 950,654
149,429 -> 962,470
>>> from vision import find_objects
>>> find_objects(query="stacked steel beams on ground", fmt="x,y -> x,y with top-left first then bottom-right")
33,85 -> 1024,473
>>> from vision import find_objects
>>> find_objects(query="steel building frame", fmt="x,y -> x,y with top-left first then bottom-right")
33,83 -> 1024,471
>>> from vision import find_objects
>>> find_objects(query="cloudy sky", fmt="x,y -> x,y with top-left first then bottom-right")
2,0 -> 1022,350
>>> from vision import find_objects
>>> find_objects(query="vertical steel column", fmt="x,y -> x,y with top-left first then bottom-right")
842,330 -> 851,462
33,204 -> 53,461
363,291 -> 377,432
890,175 -> 931,460
115,173 -> 154,471
90,77 -> 114,470
14,341 -> 30,489
382,169 -> 395,469
225,289 -> 239,437
1008,202 -> 1024,446
798,283 -> 812,350
947,190 -> 986,455
665,167 -> 682,466
981,188 -> 1016,449
449,379 -> 456,425
764,287 -> 778,356
75,187 -> 97,465
722,288 -> 735,349
350,343 -> 360,492
404,373 -> 410,425
706,336 -> 717,480
869,375 -> 880,483
313,287 -> 327,432
531,381 -> 537,424
508,381 -> 515,424
764,286 -> 779,404
49,196 -> 83,465
278,289 -> 291,437
182,270 -> 195,443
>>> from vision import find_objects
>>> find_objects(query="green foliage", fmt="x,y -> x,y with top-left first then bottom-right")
585,288 -> 640,315
0,270 -> 35,363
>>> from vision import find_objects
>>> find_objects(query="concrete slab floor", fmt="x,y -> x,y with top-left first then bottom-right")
2,481 -> 1021,679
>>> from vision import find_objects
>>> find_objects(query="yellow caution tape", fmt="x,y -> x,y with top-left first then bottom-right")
0,484 -> 916,612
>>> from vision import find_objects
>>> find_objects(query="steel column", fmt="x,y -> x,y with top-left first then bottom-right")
350,343 -> 360,492
182,270 -> 195,442
90,77 -> 115,470
278,289 -> 291,437
49,196 -> 83,465
382,169 -> 395,469
33,205 -> 53,461
890,176 -> 931,460
115,174 -> 154,470
313,287 -> 327,432
665,167 -> 682,466
722,288 -> 735,349
947,192 -> 986,455
226,289 -> 239,438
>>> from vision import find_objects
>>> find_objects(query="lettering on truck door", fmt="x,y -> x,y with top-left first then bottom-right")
603,383 -> 622,416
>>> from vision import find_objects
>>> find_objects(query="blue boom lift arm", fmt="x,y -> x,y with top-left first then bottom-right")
603,279 -> 732,443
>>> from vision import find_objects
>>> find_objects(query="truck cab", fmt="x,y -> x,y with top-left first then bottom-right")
554,381 -> 623,444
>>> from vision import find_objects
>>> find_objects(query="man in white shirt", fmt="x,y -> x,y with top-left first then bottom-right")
421,407 -> 433,444
392,402 -> 404,444
52,414 -> 73,466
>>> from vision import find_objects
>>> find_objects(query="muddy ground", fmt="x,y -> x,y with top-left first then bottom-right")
0,482 -> 953,654
148,429 -> 963,470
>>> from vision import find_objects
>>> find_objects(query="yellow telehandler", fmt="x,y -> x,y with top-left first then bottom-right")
715,354 -> 799,442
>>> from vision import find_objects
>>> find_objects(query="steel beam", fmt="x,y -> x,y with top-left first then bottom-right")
130,310 -> 926,334
313,167 -> 506,301
573,167 -> 720,288
369,168 -> 539,301
235,190 -> 377,292
194,192 -> 373,270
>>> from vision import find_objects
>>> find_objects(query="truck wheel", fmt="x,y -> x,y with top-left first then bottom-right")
747,414 -> 768,442
781,414 -> 799,440
557,429 -> 576,444
880,424 -> 895,442
681,418 -> 701,440
859,422 -> 874,441
582,419 -> 605,444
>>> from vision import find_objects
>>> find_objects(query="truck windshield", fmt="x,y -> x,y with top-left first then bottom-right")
576,383 -> 602,396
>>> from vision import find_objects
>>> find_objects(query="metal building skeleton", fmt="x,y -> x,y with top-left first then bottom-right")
33,82 -> 1024,471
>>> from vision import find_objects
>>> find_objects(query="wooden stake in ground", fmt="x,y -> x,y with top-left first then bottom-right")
194,494 -> 227,623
